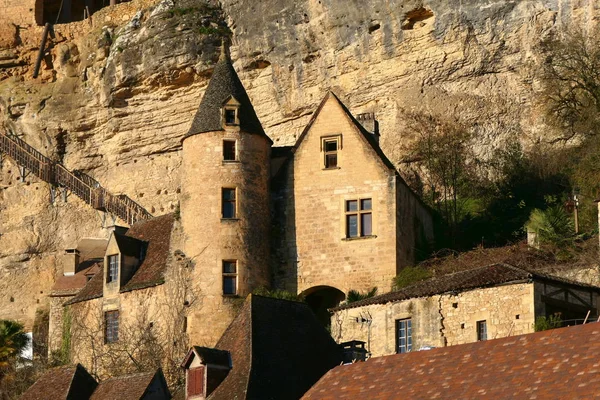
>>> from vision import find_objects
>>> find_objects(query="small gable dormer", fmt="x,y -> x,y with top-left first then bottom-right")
222,96 -> 241,128
103,232 -> 146,295
181,346 -> 231,400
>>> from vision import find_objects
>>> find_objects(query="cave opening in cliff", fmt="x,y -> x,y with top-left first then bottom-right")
41,0 -> 122,25
402,7 -> 434,30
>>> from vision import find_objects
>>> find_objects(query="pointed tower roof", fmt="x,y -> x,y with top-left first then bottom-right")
185,44 -> 270,142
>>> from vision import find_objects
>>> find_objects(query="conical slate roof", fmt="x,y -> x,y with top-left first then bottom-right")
185,47 -> 269,140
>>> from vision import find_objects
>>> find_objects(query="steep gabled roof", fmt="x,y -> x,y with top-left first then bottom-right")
51,262 -> 101,297
90,369 -> 170,400
185,46 -> 270,142
181,347 -> 231,369
20,364 -> 98,400
333,263 -> 600,311
66,214 -> 175,305
292,91 -> 396,173
303,322 -> 600,399
208,295 -> 342,400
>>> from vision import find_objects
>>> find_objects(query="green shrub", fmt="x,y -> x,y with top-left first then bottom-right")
393,266 -> 432,289
252,287 -> 304,302
346,287 -> 378,304
534,313 -> 562,332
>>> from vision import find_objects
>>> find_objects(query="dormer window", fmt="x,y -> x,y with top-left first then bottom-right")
107,255 -> 119,283
222,96 -> 241,127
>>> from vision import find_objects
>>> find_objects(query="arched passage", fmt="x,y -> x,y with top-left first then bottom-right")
301,286 -> 346,328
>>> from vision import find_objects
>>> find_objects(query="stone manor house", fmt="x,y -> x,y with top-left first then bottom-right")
46,45 -> 434,369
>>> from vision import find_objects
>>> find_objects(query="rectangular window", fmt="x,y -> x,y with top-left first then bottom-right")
222,260 -> 237,295
322,137 -> 340,169
223,140 -> 236,161
107,255 -> 119,283
345,198 -> 372,238
477,320 -> 487,341
187,366 -> 205,397
224,109 -> 237,125
104,310 -> 119,343
222,188 -> 236,219
396,318 -> 412,354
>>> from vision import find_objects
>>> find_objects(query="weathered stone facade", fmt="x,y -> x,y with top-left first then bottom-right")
332,272 -> 600,358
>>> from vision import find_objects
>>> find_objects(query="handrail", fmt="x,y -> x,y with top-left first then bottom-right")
0,131 -> 152,225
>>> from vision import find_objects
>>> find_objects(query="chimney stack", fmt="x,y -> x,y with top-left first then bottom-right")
62,248 -> 80,276
356,112 -> 380,143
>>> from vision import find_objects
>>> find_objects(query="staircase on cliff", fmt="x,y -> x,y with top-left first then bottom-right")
0,130 -> 152,225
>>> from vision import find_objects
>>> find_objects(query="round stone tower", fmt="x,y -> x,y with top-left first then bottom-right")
180,45 -> 272,345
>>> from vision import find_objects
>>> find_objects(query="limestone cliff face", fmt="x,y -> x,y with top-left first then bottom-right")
0,0 -> 597,328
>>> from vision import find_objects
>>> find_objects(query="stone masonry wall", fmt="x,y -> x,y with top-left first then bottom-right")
284,94 -> 399,295
332,282 -> 535,357
181,130 -> 271,347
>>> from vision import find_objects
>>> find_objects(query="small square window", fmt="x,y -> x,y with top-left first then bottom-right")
104,310 -> 119,343
223,260 -> 237,295
222,188 -> 236,219
223,140 -> 236,161
225,109 -> 237,125
396,318 -> 412,354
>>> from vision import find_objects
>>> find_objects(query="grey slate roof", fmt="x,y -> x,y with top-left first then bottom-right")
333,263 -> 600,311
185,46 -> 270,142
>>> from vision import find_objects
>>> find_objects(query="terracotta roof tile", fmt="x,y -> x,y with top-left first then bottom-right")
121,213 -> 174,292
19,364 -> 97,400
90,370 -> 170,400
303,322 -> 600,399
334,263 -> 600,311
51,263 -> 101,297
65,265 -> 105,305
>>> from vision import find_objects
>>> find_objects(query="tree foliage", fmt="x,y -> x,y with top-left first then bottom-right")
541,26 -> 600,141
252,287 -> 305,302
526,201 -> 577,247
346,287 -> 378,304
0,320 -> 29,368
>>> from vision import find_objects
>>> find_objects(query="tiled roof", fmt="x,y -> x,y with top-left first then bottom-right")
121,213 -> 174,292
185,46 -> 270,142
334,263 -> 600,311
303,322 -> 600,399
208,295 -> 342,400
90,369 -> 170,400
193,346 -> 231,367
51,262 -> 101,297
20,364 -> 97,400
65,265 -> 105,305
113,233 -> 144,259
66,214 -> 175,305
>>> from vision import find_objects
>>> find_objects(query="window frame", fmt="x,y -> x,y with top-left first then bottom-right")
222,260 -> 238,296
223,140 -> 237,161
104,310 -> 119,344
221,188 -> 237,219
345,198 -> 373,238
320,135 -> 342,169
106,254 -> 119,283
477,320 -> 487,341
223,107 -> 239,126
395,318 -> 412,354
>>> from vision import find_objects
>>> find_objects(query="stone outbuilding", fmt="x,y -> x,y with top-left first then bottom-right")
331,263 -> 600,357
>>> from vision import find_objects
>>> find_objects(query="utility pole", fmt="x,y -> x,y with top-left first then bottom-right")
573,188 -> 580,234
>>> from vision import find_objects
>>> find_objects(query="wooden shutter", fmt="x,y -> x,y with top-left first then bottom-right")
187,366 -> 205,397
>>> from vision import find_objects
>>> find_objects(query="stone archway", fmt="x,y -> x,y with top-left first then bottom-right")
301,285 -> 346,328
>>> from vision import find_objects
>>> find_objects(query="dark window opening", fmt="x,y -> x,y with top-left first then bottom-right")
222,260 -> 237,295
323,139 -> 338,168
477,320 -> 487,341
107,254 -> 119,283
104,310 -> 119,343
396,318 -> 412,353
346,198 -> 372,238
223,140 -> 236,161
224,109 -> 237,125
222,188 -> 236,219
